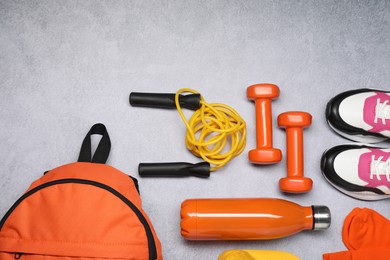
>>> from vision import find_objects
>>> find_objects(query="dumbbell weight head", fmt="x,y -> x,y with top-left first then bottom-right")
279,176 -> 313,193
247,83 -> 280,100
278,112 -> 312,129
248,148 -> 283,164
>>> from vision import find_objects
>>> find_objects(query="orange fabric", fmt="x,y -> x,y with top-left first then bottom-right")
342,208 -> 390,250
0,162 -> 162,259
29,162 -> 142,206
323,248 -> 390,260
323,208 -> 390,260
0,253 -> 138,259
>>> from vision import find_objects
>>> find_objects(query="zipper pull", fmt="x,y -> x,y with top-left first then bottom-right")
14,253 -> 23,259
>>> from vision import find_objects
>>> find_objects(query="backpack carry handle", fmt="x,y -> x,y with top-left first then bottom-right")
78,123 -> 111,164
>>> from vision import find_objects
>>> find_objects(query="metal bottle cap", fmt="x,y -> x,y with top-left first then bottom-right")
312,205 -> 331,230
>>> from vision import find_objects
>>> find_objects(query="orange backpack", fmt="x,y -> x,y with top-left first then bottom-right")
0,124 -> 162,260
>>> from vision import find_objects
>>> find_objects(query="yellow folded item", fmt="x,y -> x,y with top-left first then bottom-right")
219,250 -> 300,260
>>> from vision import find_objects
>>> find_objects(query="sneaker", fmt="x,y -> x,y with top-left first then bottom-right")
326,89 -> 390,143
321,144 -> 390,200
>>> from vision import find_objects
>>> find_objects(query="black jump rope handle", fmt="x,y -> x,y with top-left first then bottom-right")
129,92 -> 201,110
139,162 -> 210,178
131,92 -> 210,178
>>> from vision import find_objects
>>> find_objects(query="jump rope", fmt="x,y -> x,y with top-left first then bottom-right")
130,88 -> 246,177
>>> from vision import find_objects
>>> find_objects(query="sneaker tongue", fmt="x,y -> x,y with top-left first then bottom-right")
375,99 -> 390,124
370,156 -> 390,181
358,149 -> 390,189
363,92 -> 390,133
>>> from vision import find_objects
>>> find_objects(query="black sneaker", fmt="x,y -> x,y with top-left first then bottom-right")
326,89 -> 390,143
321,144 -> 390,201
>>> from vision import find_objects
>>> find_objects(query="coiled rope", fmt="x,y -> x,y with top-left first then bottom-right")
175,88 -> 246,171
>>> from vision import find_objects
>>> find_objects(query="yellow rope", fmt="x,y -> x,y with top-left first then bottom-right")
175,88 -> 246,171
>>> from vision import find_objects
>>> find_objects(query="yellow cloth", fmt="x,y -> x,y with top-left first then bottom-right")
219,250 -> 300,260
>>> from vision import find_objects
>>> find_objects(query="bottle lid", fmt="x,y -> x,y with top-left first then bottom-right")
312,205 -> 331,230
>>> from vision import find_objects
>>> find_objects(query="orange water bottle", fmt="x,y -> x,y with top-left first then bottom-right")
180,198 -> 330,240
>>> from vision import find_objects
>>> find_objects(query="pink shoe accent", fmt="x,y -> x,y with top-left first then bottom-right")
358,149 -> 390,189
363,92 -> 390,133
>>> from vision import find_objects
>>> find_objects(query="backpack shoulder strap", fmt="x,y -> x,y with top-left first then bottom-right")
77,123 -> 111,164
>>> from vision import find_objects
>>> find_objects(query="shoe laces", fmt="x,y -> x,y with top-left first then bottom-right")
370,155 -> 390,182
374,98 -> 390,124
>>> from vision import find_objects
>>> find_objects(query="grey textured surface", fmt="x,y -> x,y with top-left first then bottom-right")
0,0 -> 389,259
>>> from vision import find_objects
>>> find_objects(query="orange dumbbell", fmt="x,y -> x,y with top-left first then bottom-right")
247,84 -> 282,164
278,111 -> 313,193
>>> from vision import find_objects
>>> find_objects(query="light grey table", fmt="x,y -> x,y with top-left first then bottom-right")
1,1 -> 389,259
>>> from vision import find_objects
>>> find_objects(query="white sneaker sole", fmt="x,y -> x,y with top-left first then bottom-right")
322,172 -> 390,201
327,120 -> 387,144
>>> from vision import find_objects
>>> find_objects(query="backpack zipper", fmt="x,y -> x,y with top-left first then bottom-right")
0,178 -> 157,260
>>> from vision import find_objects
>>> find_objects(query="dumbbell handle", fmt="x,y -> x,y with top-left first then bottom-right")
255,99 -> 273,149
129,92 -> 201,110
285,127 -> 304,177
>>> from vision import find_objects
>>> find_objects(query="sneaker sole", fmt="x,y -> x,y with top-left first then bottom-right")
327,119 -> 387,144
